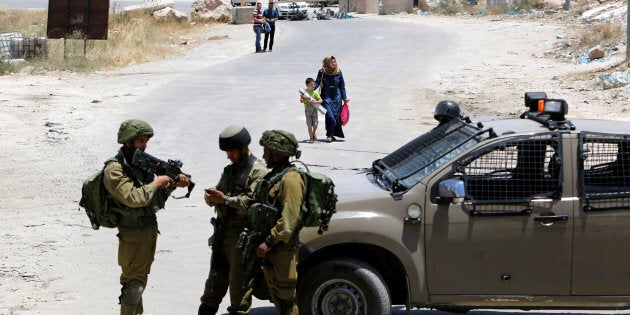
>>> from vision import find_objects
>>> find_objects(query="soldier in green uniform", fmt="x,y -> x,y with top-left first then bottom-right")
254,130 -> 305,315
103,119 -> 190,315
198,125 -> 269,315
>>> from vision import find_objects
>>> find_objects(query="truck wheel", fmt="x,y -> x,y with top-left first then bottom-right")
298,258 -> 390,315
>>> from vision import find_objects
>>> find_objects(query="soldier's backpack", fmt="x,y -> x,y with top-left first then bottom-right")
79,162 -> 119,230
252,162 -> 337,235
292,162 -> 337,234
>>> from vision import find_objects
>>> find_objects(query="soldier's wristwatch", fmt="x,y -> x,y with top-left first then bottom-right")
224,197 -> 230,206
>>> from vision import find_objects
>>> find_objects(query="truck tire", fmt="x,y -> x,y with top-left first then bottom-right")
298,258 -> 390,315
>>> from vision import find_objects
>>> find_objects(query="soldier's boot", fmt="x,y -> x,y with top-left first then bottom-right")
198,302 -> 218,315
120,280 -> 145,315
277,299 -> 298,315
121,304 -> 137,315
120,302 -> 143,315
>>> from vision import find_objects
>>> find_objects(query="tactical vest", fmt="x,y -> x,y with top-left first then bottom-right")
108,150 -> 169,229
252,166 -> 302,246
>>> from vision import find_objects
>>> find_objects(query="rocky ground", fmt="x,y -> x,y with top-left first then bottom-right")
414,0 -> 630,120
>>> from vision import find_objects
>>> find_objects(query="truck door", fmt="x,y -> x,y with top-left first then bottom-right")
572,133 -> 630,295
425,133 -> 573,295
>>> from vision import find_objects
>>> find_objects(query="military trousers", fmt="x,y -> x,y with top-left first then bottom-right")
201,228 -> 254,314
262,245 -> 299,315
117,225 -> 158,315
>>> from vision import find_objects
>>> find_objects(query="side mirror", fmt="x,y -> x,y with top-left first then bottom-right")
438,179 -> 465,204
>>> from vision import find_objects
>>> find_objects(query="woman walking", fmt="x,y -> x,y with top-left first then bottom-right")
314,55 -> 349,142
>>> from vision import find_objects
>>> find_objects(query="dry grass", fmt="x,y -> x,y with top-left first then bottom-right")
0,9 -> 47,34
579,21 -> 626,48
0,8 -> 210,74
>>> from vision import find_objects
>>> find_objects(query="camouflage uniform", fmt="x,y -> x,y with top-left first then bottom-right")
256,130 -> 305,315
200,153 -> 268,314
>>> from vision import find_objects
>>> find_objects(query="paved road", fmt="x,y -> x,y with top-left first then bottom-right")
108,18 -> 630,314
135,17 -> 451,177
131,16 -> 449,314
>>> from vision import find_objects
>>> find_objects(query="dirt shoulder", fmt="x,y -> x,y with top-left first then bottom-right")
379,12 -> 629,121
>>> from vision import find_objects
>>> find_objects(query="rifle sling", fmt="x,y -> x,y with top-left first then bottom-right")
231,154 -> 258,196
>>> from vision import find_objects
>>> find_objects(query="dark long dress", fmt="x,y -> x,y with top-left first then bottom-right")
314,69 -> 347,138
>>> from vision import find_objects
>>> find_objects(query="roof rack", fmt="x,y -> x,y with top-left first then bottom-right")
520,92 -> 575,131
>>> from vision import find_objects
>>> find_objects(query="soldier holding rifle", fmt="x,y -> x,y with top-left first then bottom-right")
241,130 -> 304,315
103,119 -> 190,315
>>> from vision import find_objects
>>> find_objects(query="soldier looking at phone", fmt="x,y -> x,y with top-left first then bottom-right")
198,125 -> 268,315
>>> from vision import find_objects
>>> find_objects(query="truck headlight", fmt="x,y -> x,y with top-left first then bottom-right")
407,203 -> 422,219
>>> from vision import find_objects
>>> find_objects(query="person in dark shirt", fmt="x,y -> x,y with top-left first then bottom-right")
262,1 -> 279,52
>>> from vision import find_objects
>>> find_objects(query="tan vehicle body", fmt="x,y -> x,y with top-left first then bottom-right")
298,95 -> 630,314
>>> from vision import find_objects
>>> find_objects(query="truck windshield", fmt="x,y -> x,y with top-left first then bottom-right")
372,118 -> 491,194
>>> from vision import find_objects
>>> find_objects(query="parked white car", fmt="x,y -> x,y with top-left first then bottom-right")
274,1 -> 308,20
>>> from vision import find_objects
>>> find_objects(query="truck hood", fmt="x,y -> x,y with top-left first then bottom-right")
331,172 -> 390,204
300,171 -> 410,248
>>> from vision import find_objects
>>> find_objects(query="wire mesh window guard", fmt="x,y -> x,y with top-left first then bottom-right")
454,134 -> 561,214
580,132 -> 630,211
373,118 -> 490,194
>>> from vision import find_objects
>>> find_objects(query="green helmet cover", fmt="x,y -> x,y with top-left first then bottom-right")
117,119 -> 154,144
259,130 -> 300,158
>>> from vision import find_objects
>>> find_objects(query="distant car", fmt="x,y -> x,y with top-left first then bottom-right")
274,1 -> 308,20
296,92 -> 630,313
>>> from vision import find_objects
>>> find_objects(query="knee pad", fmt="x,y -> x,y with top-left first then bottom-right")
119,280 -> 145,306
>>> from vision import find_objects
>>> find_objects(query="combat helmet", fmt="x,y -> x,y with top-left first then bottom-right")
219,125 -> 251,151
434,100 -> 461,122
259,130 -> 301,159
117,119 -> 154,144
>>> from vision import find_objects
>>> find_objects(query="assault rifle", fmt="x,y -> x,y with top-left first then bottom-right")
208,217 -> 225,292
131,149 -> 196,199
236,203 -> 280,287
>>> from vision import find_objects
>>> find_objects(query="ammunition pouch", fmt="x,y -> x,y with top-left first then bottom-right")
249,203 -> 280,235
238,202 -> 280,286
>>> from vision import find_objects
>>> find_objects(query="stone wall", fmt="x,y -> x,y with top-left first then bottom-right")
232,6 -> 254,24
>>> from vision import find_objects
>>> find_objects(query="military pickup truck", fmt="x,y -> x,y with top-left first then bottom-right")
297,92 -> 630,314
